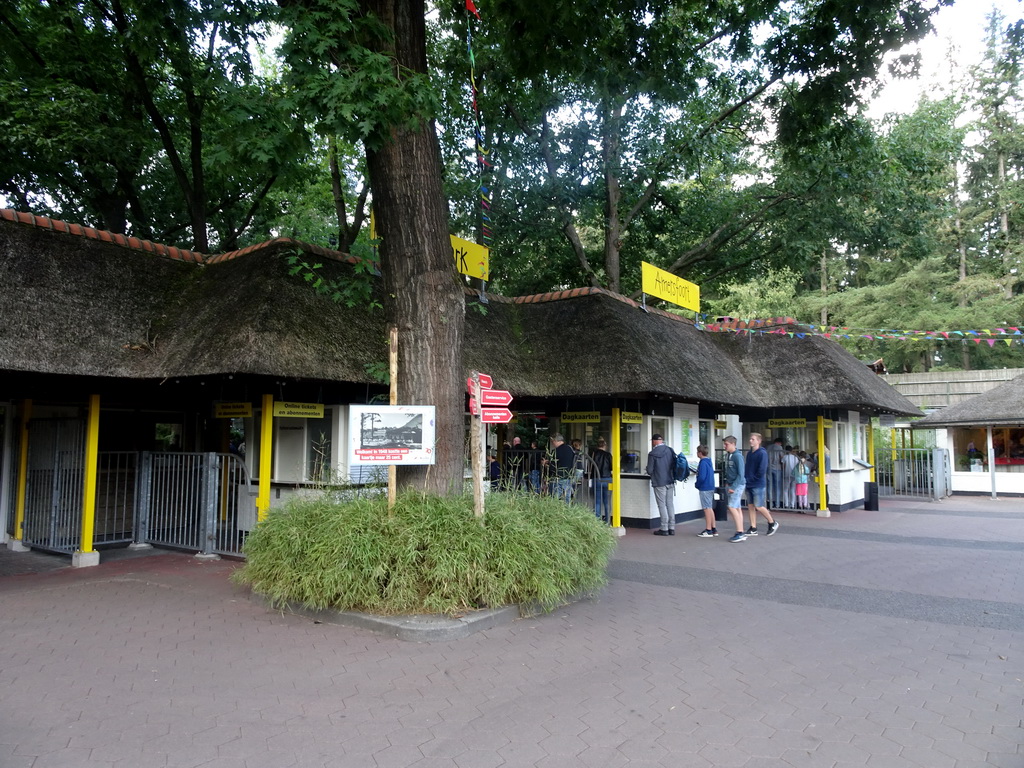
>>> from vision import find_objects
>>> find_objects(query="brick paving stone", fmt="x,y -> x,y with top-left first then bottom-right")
0,496 -> 1021,768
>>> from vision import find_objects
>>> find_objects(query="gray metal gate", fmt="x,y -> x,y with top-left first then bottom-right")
876,447 -> 951,500
22,418 -> 86,554
137,452 -> 255,556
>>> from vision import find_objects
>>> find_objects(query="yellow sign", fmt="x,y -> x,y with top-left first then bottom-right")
273,402 -> 325,419
822,418 -> 833,429
621,412 -> 643,424
769,418 -> 806,428
451,235 -> 489,281
714,420 -> 727,430
561,411 -> 601,423
214,402 -> 252,418
641,262 -> 699,312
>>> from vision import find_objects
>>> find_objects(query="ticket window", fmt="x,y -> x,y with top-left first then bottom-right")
620,424 -> 643,474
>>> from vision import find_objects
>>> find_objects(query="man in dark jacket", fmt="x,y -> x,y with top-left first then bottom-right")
646,434 -> 676,535
745,432 -> 779,536
547,433 -> 576,502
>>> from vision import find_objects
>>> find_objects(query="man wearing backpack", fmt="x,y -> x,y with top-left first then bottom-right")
646,434 -> 676,536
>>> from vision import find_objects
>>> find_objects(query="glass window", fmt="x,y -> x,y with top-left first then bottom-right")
836,423 -> 848,468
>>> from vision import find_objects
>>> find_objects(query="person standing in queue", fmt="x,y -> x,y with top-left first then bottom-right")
590,437 -> 613,521
695,444 -> 718,537
723,436 -> 747,542
646,434 -> 676,536
745,432 -> 779,536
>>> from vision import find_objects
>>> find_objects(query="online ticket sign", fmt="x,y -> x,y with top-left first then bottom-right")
641,262 -> 699,313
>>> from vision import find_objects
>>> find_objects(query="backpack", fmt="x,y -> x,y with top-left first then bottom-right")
673,451 -> 691,483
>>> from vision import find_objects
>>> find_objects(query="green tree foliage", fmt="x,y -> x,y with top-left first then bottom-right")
0,0 -> 308,251
433,0 -> 952,295
963,10 -> 1024,298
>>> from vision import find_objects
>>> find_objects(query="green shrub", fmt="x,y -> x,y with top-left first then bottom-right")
233,491 -> 618,616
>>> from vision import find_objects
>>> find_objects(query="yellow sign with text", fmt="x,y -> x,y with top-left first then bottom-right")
769,418 -> 806,428
451,235 -> 489,281
214,402 -> 252,418
641,262 -> 699,312
714,420 -> 727,430
562,411 -> 601,423
621,412 -> 643,424
273,402 -> 325,419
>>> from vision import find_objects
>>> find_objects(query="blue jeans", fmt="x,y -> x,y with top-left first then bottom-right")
528,469 -> 541,493
594,477 -> 611,520
552,477 -> 573,503
768,468 -> 783,505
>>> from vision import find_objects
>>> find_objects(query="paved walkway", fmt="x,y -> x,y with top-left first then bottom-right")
1,496 -> 1021,767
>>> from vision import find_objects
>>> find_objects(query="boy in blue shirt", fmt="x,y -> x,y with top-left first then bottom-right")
695,445 -> 718,537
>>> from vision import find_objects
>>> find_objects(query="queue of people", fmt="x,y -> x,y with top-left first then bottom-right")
488,431 -> 828,536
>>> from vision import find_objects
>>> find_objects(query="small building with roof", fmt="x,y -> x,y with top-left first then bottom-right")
0,209 -> 920,563
911,373 -> 1024,497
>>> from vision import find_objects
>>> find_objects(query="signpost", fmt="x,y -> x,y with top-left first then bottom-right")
480,408 -> 514,424
467,371 -> 514,518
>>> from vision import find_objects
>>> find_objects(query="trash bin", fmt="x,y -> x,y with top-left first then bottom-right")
864,481 -> 879,511
714,487 -> 730,521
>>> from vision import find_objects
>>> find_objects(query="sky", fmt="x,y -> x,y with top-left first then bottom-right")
867,0 -> 1024,119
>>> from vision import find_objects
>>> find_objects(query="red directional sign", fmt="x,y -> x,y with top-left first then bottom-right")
466,373 -> 494,394
479,407 -> 514,424
479,389 -> 512,406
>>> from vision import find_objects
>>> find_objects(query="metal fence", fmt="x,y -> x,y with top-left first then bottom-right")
875,447 -> 950,500
137,452 -> 255,557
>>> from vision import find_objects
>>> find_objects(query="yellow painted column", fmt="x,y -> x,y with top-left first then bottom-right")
867,423 -> 876,483
816,415 -> 827,513
611,407 -> 621,529
257,394 -> 273,522
78,394 -> 100,554
13,399 -> 31,541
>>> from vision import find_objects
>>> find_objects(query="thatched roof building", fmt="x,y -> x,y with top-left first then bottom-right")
0,210 -> 920,417
911,373 -> 1024,428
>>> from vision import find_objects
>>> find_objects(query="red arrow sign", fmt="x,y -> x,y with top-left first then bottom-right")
479,407 -> 514,423
466,373 -> 493,394
479,389 -> 512,406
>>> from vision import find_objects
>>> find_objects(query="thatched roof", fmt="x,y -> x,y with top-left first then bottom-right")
0,211 -> 386,382
0,210 -> 920,417
912,373 -> 1024,428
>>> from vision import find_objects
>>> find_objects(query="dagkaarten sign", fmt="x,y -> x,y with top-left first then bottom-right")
621,412 -> 643,424
348,405 -> 436,465
769,418 -> 806,428
641,262 -> 700,313
561,411 -> 601,423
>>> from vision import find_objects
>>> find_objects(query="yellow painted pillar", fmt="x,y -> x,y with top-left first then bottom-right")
13,399 -> 31,542
257,394 -> 273,522
611,407 -> 621,529
867,423 -> 876,483
816,415 -> 827,513
79,394 -> 100,553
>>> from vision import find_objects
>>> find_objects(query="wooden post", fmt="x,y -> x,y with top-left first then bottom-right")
388,325 -> 398,512
470,372 -> 485,519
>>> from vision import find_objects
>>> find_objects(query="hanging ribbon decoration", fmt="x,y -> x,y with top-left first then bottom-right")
466,0 -> 493,247
695,316 -> 1024,346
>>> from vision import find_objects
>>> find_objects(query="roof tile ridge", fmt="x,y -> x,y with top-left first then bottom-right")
1,208 -> 207,263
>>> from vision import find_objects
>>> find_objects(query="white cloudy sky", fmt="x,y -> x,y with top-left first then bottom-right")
867,0 -> 1024,119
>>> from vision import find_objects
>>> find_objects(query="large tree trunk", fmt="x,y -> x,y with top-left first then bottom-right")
363,0 -> 466,495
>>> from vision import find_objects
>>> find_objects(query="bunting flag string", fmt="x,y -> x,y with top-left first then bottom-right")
466,0 -> 493,248
694,316 -> 1024,346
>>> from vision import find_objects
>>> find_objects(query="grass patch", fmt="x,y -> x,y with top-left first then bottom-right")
232,491 -> 617,616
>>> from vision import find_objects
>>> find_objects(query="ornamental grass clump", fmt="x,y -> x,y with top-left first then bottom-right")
233,491 -> 617,616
